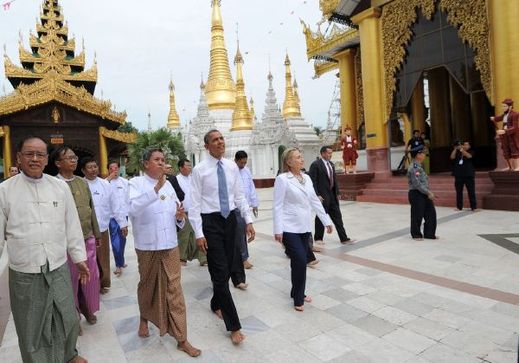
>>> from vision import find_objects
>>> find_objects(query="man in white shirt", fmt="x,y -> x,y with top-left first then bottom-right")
235,150 -> 258,270
81,157 -> 128,293
189,130 -> 255,345
0,137 -> 89,363
175,158 -> 207,266
106,161 -> 129,275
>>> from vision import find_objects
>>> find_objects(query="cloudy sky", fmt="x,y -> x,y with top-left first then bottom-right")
0,0 -> 337,131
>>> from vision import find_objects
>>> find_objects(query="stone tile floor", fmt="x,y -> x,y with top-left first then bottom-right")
1,188 -> 518,362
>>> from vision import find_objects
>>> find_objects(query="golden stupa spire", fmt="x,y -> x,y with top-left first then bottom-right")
205,0 -> 236,110
231,41 -> 253,131
167,78 -> 180,129
282,53 -> 301,119
249,97 -> 256,121
293,77 -> 302,110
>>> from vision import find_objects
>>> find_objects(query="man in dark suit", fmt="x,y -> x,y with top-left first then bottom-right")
165,163 -> 185,202
309,146 -> 354,246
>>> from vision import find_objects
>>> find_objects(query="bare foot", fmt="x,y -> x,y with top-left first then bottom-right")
307,260 -> 319,268
214,309 -> 223,320
85,314 -> 97,325
312,246 -> 323,253
304,296 -> 312,303
294,305 -> 304,312
177,340 -> 201,357
412,237 -> 424,241
138,318 -> 149,338
100,287 -> 110,295
230,330 -> 246,345
180,260 -> 187,266
235,282 -> 248,290
70,355 -> 88,363
113,267 -> 122,276
500,167 -> 511,171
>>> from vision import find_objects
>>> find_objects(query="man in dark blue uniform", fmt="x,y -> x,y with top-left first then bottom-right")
407,145 -> 438,241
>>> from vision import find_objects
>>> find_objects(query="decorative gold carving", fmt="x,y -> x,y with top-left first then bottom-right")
439,0 -> 492,104
354,48 -> 365,130
0,71 -> 126,124
320,0 -> 340,20
301,20 -> 359,60
99,126 -> 137,144
51,106 -> 60,123
381,0 -> 493,118
313,60 -> 338,78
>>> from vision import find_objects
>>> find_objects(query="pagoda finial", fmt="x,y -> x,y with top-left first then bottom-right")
293,76 -> 302,110
282,52 -> 301,119
231,40 -> 253,131
205,0 -> 236,110
167,77 -> 180,129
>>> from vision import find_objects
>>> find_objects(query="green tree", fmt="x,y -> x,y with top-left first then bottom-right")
314,126 -> 323,136
118,121 -> 138,134
127,128 -> 185,175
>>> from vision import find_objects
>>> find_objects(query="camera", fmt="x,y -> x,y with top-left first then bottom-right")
453,140 -> 463,147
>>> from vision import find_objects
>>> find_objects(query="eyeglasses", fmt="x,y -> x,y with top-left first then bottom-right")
20,151 -> 48,159
60,156 -> 78,162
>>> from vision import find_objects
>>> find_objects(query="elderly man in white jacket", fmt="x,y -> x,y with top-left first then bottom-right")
128,147 -> 200,358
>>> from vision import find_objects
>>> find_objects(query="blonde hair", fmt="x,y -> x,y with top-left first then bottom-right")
281,147 -> 300,173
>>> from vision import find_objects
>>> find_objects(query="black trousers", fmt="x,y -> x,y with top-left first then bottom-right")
408,190 -> 437,239
283,232 -> 311,307
201,210 -> 241,331
454,176 -> 477,210
314,197 -> 348,242
231,213 -> 246,286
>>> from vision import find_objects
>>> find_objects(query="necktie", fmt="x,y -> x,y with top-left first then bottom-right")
326,161 -> 334,189
217,161 -> 230,218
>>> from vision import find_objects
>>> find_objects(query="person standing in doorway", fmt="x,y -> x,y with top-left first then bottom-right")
407,145 -> 438,240
106,161 -> 129,275
189,130 -> 255,345
450,141 -> 477,211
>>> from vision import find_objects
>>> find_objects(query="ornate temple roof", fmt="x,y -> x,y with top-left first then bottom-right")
5,0 -> 97,93
167,79 -> 181,129
282,54 -> 302,119
0,0 -> 128,127
230,44 -> 253,131
205,0 -> 236,110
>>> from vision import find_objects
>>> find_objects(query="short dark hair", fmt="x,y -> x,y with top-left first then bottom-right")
177,158 -> 191,169
16,136 -> 47,152
320,146 -> 332,154
80,156 -> 97,170
413,129 -> 420,134
235,150 -> 248,160
50,145 -> 73,166
204,129 -> 220,145
107,160 -> 120,169
141,147 -> 163,165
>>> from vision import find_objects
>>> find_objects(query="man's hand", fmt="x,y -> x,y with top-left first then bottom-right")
121,226 -> 129,237
326,225 -> 333,234
175,202 -> 185,220
252,207 -> 258,218
154,174 -> 167,194
490,116 -> 495,122
76,261 -> 90,285
274,234 -> 283,243
428,192 -> 436,200
106,170 -> 117,182
95,238 -> 102,248
497,129 -> 505,135
246,223 -> 255,242
318,195 -> 324,203
196,237 -> 208,253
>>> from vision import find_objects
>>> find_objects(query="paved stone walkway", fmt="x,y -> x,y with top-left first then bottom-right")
1,188 -> 518,362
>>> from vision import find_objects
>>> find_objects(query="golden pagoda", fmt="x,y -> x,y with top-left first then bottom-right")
230,44 -> 253,131
205,0 -> 236,110
293,77 -> 302,110
249,97 -> 256,121
0,0 -> 135,176
282,53 -> 302,119
167,79 -> 181,129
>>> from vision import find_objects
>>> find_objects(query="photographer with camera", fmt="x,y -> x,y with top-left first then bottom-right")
450,140 -> 477,211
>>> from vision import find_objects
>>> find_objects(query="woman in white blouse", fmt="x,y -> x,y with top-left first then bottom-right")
273,148 -> 333,311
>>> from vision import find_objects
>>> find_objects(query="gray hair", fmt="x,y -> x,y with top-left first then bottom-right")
140,147 -> 164,168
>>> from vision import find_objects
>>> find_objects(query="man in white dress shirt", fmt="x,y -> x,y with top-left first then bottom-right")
81,157 -> 128,293
129,148 -> 200,357
189,130 -> 255,345
235,150 -> 258,271
106,161 -> 129,275
0,136 -> 89,363
175,158 -> 207,266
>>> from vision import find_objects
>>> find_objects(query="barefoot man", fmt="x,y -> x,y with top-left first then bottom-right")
189,130 -> 256,345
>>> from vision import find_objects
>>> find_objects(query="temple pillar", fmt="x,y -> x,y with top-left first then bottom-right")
335,49 -> 358,138
428,68 -> 451,148
489,0 -> 519,105
410,77 -> 425,133
352,7 -> 390,175
2,126 -> 12,176
98,129 -> 108,177
449,76 -> 471,142
470,91 -> 490,146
